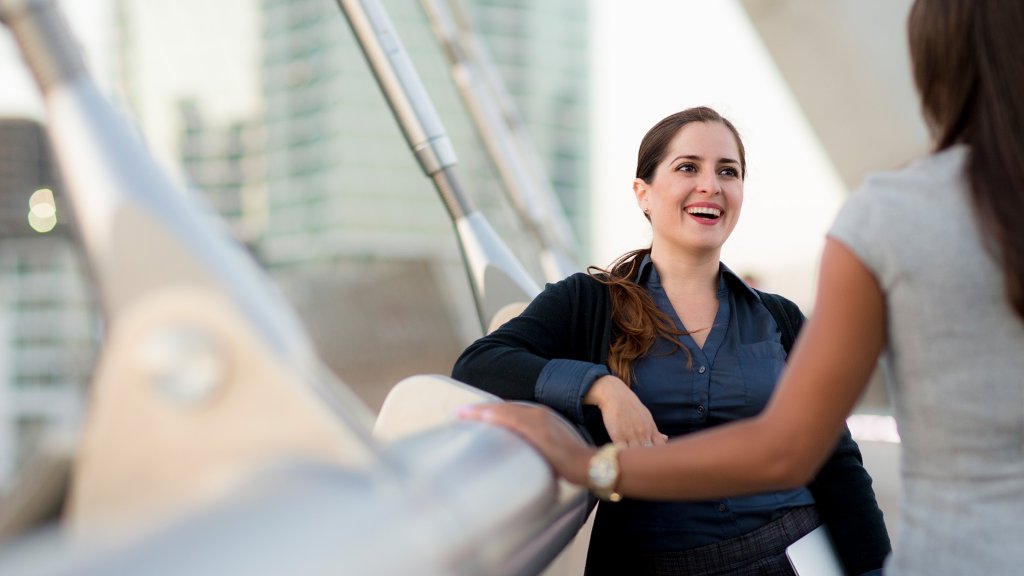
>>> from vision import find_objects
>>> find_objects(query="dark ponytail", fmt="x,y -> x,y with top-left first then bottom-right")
588,249 -> 689,387
909,0 -> 1024,320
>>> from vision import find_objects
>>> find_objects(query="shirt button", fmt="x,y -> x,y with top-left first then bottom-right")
718,503 -> 727,512
698,365 -> 706,374
696,404 -> 706,416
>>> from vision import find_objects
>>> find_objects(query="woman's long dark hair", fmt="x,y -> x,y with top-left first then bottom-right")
909,0 -> 1024,320
589,107 -> 746,386
588,248 -> 687,387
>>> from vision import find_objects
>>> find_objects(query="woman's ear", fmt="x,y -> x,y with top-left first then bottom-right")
633,178 -> 649,214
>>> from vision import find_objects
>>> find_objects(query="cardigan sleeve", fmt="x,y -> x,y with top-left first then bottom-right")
535,360 -> 610,422
809,428 -> 892,575
452,273 -> 610,423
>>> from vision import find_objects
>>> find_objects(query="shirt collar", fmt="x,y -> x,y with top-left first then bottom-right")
721,262 -> 763,302
635,253 -> 762,301
636,253 -> 656,283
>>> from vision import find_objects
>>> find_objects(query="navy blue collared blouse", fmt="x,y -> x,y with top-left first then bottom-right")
537,257 -> 815,551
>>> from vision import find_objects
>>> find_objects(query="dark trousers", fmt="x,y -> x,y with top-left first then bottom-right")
584,505 -> 820,576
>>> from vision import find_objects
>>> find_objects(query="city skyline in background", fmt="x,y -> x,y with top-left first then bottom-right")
0,1 -> 855,297
0,0 -> 920,491
0,0 -> 593,487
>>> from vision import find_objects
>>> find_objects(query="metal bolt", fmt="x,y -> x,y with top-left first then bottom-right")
139,325 -> 226,407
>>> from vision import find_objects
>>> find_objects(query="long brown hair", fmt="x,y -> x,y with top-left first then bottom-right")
589,107 -> 747,386
909,0 -> 1024,320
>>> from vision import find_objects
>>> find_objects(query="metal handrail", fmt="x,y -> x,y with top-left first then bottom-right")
335,0 -> 540,333
0,1 -> 587,573
0,0 -> 379,531
418,0 -> 580,282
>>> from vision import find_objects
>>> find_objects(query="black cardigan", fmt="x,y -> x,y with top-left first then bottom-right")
453,272 -> 891,575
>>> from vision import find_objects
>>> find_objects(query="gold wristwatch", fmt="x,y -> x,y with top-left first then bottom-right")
587,443 -> 624,502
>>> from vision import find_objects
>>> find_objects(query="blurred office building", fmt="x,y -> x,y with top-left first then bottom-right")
0,118 -> 98,488
115,0 -> 591,408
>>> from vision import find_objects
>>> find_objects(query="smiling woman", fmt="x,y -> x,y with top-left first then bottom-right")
589,1 -> 851,311
452,107 -> 890,575
633,109 -> 745,292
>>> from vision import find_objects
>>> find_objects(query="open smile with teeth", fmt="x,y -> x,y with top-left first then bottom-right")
685,206 -> 722,220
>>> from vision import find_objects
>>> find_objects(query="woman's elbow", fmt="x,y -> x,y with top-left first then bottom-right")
451,344 -> 487,382
450,356 -> 470,381
766,455 -> 817,490
756,428 -> 821,490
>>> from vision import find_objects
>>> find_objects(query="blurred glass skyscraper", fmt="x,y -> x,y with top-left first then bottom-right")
0,119 -> 98,488
118,0 -> 590,408
0,0 -> 588,488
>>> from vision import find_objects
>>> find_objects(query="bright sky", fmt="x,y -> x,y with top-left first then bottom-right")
0,24 -> 44,119
0,0 -> 114,119
0,0 -> 845,307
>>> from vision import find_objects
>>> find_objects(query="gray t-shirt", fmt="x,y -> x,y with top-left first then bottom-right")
829,145 -> 1024,576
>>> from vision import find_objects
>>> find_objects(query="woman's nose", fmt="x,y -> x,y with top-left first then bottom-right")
696,171 -> 721,195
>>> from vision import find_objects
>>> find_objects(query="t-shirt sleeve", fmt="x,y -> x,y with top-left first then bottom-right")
827,179 -> 890,288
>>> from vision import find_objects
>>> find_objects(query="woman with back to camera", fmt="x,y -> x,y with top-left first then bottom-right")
453,106 -> 890,575
461,1 -> 1024,574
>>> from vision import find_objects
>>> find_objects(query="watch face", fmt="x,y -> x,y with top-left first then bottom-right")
589,455 -> 616,488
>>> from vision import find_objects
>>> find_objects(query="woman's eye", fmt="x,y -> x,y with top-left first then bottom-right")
719,167 -> 740,177
676,163 -> 697,173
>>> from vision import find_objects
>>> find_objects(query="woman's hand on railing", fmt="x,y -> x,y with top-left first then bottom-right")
460,402 -> 594,487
